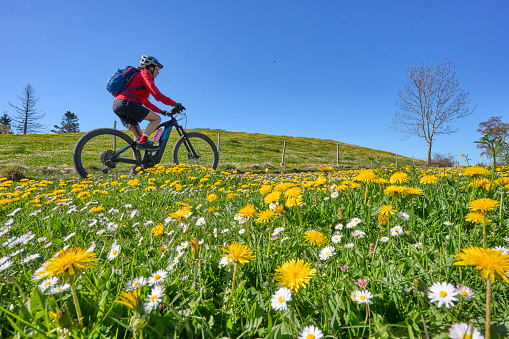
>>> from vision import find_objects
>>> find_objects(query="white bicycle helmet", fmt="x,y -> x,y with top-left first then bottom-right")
140,55 -> 163,69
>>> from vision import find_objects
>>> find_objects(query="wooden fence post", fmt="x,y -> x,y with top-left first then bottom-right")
412,156 -> 415,166
217,133 -> 220,153
113,121 -> 117,151
336,144 -> 339,166
281,141 -> 286,166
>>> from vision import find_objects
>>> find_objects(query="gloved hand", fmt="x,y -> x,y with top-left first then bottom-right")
173,103 -> 185,112
160,110 -> 171,116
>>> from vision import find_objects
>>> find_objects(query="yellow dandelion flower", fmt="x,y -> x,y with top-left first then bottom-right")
274,258 -> 316,292
128,179 -> 140,186
38,247 -> 97,280
402,187 -> 423,195
420,175 -> 439,184
221,242 -> 255,265
259,185 -> 273,194
275,205 -> 285,214
151,224 -> 164,236
384,185 -> 406,196
207,194 -> 218,202
495,177 -> 509,186
284,187 -> 302,198
464,212 -> 490,224
285,196 -> 303,208
469,178 -> 492,190
463,166 -> 489,177
390,171 -> 410,184
378,205 -> 396,216
353,169 -> 378,183
378,214 -> 389,225
304,230 -> 327,246
238,204 -> 256,218
90,206 -> 105,213
169,208 -> 192,219
115,289 -> 143,313
454,246 -> 509,283
468,198 -> 499,213
264,191 -> 281,204
273,183 -> 293,193
255,209 -> 277,223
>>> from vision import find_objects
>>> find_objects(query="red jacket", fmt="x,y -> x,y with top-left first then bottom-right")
114,69 -> 176,113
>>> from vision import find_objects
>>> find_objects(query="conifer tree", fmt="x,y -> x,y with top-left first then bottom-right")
52,111 -> 80,133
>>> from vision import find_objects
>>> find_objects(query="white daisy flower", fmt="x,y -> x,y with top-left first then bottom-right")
218,256 -> 232,267
147,269 -> 168,286
46,283 -> 71,295
38,277 -> 59,292
493,246 -> 509,255
178,241 -> 190,251
0,259 -> 13,273
63,233 -> 76,242
7,208 -> 21,217
298,325 -> 324,339
271,287 -> 292,311
413,242 -> 423,249
352,230 -> 366,239
428,282 -> 459,308
356,290 -> 373,304
331,234 -> 342,243
456,285 -> 475,299
319,246 -> 336,261
397,212 -> 410,220
130,210 -> 140,219
380,236 -> 390,243
126,277 -> 146,291
448,323 -> 484,339
22,253 -> 41,264
331,191 -> 339,198
345,243 -> 355,248
390,226 -> 404,237
238,229 -> 246,234
443,221 -> 454,226
335,223 -> 343,231
144,285 -> 165,312
213,228 -> 218,238
196,217 -> 206,226
107,242 -> 121,261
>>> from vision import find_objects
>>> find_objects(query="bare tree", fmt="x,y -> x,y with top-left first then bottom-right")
8,83 -> 46,134
393,58 -> 475,165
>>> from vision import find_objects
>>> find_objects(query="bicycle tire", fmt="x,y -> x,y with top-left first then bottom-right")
171,132 -> 219,170
73,128 -> 142,178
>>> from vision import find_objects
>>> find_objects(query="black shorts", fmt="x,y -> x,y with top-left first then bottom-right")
112,100 -> 150,129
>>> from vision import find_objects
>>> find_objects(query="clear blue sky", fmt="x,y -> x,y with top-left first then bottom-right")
1,0 -> 508,165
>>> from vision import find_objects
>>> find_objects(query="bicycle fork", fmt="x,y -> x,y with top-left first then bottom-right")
175,126 -> 200,160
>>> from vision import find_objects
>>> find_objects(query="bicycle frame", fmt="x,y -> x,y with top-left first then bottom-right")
110,114 -> 197,167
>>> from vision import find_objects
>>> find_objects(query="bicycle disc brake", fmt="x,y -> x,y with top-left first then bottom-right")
100,150 -> 117,168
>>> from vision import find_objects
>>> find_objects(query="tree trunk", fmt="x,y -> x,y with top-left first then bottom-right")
427,142 -> 432,166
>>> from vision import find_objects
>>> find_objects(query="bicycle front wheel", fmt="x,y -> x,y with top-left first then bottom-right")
73,128 -> 141,178
172,132 -> 219,170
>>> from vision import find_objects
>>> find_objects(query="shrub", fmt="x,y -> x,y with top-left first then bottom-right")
429,153 -> 456,167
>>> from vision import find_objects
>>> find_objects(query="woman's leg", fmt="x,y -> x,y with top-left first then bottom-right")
143,112 -> 161,138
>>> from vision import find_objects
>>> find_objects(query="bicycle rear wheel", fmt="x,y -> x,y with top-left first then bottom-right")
172,132 -> 219,169
73,128 -> 141,178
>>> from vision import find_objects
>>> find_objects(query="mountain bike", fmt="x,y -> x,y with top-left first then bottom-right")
73,107 -> 219,178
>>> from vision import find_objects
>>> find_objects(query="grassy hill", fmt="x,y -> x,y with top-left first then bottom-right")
0,128 -> 423,179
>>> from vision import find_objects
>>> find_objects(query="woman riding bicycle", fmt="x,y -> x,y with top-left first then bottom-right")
112,55 -> 184,151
